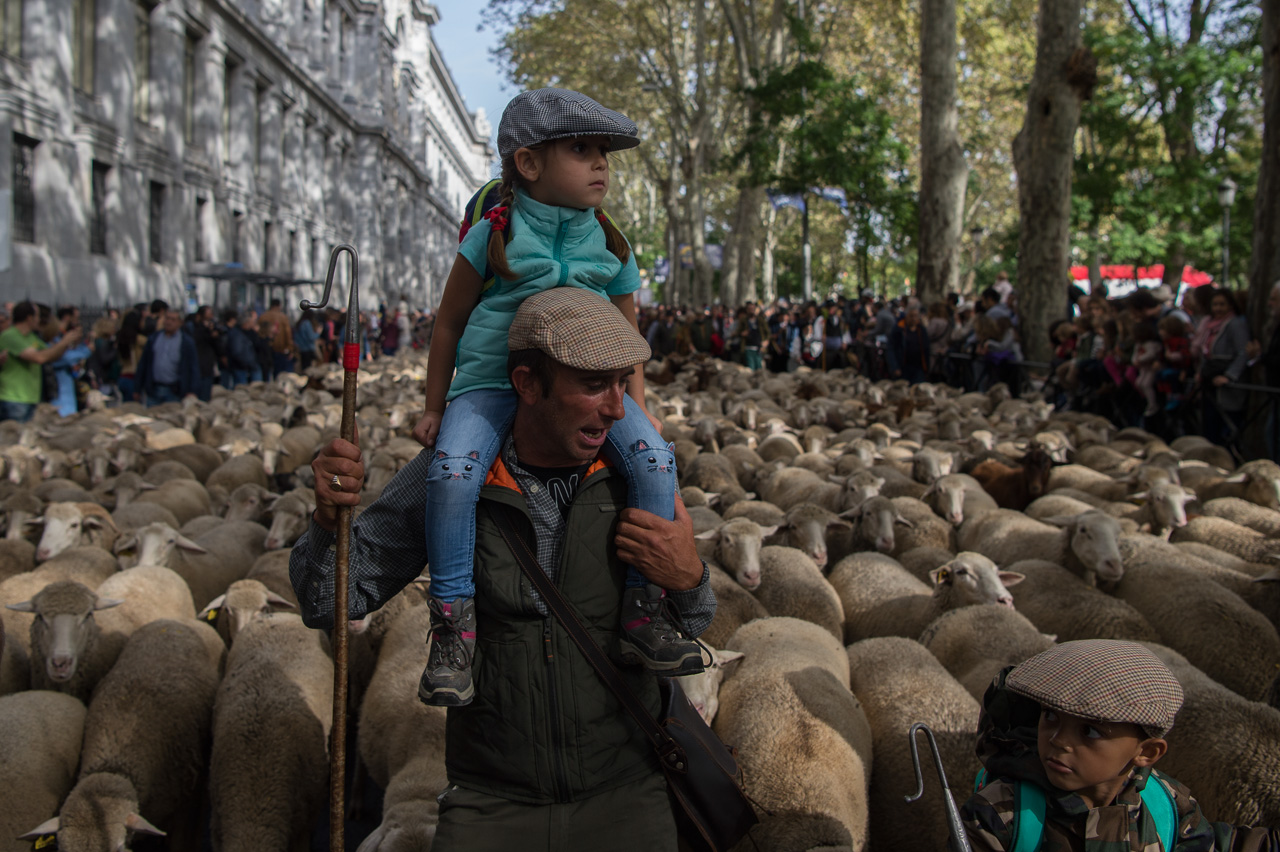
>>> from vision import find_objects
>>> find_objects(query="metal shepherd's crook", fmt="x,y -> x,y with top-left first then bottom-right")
300,245 -> 360,852
905,722 -> 974,852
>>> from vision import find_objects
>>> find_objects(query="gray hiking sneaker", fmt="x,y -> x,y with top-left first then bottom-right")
618,584 -> 705,676
418,596 -> 477,707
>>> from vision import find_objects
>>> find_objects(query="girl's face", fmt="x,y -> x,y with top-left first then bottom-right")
519,137 -> 612,210
1212,296 -> 1230,318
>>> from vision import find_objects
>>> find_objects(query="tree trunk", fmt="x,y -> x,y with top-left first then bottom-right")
1249,0 -> 1280,342
761,205 -> 778,302
1162,242 -> 1186,292
720,186 -> 764,307
1013,0 -> 1091,365
916,0 -> 969,308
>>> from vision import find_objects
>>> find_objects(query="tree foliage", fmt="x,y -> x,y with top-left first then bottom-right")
1073,0 -> 1262,287
476,0 -> 1265,306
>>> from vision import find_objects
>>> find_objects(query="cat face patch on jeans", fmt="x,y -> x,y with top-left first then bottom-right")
435,450 -> 482,481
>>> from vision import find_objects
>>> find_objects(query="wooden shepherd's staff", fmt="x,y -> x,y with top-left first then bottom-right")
300,244 -> 360,852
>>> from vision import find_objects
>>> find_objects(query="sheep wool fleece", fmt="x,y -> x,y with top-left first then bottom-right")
962,669 -> 1279,852
448,187 -> 639,401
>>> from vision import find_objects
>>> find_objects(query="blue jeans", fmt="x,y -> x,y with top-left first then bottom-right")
147,384 -> 181,406
425,391 -> 676,600
0,400 -> 36,422
231,367 -> 262,386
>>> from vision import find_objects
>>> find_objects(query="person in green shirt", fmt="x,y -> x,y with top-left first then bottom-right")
0,301 -> 83,422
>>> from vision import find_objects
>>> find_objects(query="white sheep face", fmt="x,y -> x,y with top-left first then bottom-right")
928,476 -> 967,526
695,519 -> 774,590
1145,483 -> 1194,531
681,647 -> 745,725
1045,511 -> 1124,582
35,504 -> 107,562
931,552 -> 1022,608
134,522 -> 207,567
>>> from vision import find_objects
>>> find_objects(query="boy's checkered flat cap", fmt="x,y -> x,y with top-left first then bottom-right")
1007,640 -> 1184,737
509,287 -> 650,372
498,88 -> 640,158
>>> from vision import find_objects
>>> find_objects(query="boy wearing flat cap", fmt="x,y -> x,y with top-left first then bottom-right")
963,640 -> 1280,851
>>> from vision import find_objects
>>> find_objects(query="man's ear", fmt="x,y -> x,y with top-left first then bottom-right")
510,365 -> 542,406
514,147 -> 542,182
1132,737 -> 1168,768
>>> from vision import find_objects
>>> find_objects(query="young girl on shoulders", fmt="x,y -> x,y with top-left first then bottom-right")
410,89 -> 702,707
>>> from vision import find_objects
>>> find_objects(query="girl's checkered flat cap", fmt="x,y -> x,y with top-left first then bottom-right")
498,88 -> 640,158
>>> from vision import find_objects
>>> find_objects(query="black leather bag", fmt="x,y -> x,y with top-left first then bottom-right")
658,677 -> 759,852
487,504 -> 758,852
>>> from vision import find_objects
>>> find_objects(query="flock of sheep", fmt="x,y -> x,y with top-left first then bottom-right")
0,350 -> 1278,852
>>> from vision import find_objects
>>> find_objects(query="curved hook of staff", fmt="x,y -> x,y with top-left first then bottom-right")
301,244 -> 361,346
905,722 -> 974,852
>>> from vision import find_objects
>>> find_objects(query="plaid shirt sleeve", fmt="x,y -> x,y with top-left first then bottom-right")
666,562 -> 715,639
288,451 -> 432,630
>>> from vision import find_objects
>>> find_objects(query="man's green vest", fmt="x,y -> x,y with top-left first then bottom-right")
445,462 -> 663,804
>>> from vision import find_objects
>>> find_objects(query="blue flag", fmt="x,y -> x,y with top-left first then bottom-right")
767,190 -> 807,212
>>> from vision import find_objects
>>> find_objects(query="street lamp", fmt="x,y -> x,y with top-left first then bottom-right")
1218,177 -> 1237,287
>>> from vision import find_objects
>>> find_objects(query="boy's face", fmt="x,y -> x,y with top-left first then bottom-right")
1037,708 -> 1166,808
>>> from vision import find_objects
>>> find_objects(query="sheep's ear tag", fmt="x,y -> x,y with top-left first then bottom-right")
32,836 -> 57,850
203,607 -> 220,623
937,568 -> 950,584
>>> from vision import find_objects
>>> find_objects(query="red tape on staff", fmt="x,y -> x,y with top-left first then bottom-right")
343,343 -> 360,372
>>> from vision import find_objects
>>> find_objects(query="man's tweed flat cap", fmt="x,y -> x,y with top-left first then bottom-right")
509,288 -> 650,372
1007,640 -> 1184,737
498,88 -> 639,158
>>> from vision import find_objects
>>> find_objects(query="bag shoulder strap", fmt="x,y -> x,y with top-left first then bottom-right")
461,179 -> 503,238
973,770 -> 1046,852
483,502 -> 688,772
460,179 -> 510,294
1142,772 -> 1178,851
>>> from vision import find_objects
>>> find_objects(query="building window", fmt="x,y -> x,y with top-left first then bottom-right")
311,235 -> 320,275
89,160 -> 108,255
12,133 -> 36,243
231,210 -> 243,263
253,82 -> 264,178
134,2 -> 151,121
183,33 -> 198,146
194,196 -> 206,261
72,0 -> 94,92
148,181 -> 164,263
339,13 -> 351,77
288,229 -> 296,272
263,219 -> 272,268
222,59 -> 236,163
2,0 -> 22,56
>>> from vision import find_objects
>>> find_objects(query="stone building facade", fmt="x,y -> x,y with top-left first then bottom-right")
0,0 -> 493,312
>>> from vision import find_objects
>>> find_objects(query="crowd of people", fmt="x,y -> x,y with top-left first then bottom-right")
637,273 -> 1280,458
6,275 -> 1280,460
0,297 -> 439,421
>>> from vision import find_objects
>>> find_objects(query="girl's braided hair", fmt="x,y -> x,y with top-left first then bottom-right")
486,146 -> 631,281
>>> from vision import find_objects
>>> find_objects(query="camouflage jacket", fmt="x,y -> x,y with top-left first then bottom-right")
961,668 -> 1279,852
